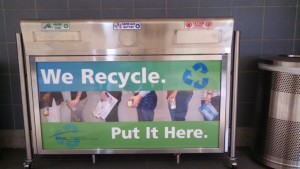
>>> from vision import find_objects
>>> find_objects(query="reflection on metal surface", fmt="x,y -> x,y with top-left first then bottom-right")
259,63 -> 300,75
33,31 -> 81,42
118,30 -> 138,46
34,55 -> 223,62
176,30 -> 222,44
279,55 -> 300,58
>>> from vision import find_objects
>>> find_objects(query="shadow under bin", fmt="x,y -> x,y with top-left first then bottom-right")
252,55 -> 300,169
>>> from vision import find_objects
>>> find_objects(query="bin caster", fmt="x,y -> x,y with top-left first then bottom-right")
228,157 -> 237,169
23,161 -> 33,169
230,162 -> 238,169
23,163 -> 31,169
229,161 -> 238,169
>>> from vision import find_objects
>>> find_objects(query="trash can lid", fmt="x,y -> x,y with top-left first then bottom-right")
259,55 -> 300,74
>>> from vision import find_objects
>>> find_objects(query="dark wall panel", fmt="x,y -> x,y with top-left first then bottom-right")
0,0 -> 299,129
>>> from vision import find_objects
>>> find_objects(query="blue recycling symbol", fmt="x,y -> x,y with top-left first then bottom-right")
135,23 -> 141,29
182,63 -> 209,89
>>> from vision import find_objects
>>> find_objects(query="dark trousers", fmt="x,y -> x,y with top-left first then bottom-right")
137,91 -> 157,121
168,91 -> 193,121
105,91 -> 122,122
201,95 -> 221,121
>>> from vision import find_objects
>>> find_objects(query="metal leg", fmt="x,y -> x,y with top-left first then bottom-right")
17,33 -> 34,169
92,155 -> 96,164
228,31 -> 240,169
175,153 -> 181,164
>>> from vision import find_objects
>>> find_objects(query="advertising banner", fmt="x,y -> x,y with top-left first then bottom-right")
36,59 -> 222,150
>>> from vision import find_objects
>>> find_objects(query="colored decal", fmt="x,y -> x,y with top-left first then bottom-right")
184,20 -> 213,29
42,23 -> 70,31
113,22 -> 142,30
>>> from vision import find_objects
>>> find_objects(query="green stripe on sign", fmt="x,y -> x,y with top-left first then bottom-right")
41,121 -> 219,149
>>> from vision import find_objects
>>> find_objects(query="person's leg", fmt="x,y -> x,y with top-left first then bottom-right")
171,91 -> 193,121
168,108 -> 176,121
61,92 -> 72,122
105,91 -> 122,122
210,95 -> 221,121
137,91 -> 157,121
71,98 -> 87,122
200,95 -> 220,121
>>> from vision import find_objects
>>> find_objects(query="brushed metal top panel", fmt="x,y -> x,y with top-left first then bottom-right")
20,18 -> 234,56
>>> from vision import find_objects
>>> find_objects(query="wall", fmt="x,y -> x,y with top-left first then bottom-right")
0,0 -> 299,147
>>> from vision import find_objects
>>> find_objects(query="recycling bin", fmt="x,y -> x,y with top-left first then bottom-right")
17,18 -> 240,168
252,55 -> 300,169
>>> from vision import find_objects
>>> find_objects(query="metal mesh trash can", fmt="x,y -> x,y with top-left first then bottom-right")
252,56 -> 300,169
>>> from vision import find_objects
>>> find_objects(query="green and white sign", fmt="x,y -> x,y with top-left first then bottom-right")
36,59 -> 223,150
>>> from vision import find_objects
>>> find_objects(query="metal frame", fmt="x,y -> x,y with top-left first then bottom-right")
17,33 -> 33,168
29,54 -> 228,155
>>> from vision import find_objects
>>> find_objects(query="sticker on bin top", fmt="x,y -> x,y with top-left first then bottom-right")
42,22 -> 70,31
113,22 -> 142,30
184,20 -> 213,29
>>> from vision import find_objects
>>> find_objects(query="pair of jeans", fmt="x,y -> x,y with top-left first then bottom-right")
168,91 -> 193,121
137,91 -> 157,121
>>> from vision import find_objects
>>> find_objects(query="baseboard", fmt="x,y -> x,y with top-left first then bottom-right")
0,130 -> 26,149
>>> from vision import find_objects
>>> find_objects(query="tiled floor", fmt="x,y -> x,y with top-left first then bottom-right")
0,147 -> 270,169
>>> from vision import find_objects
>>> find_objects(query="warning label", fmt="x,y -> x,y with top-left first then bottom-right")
184,20 -> 213,29
113,22 -> 142,30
